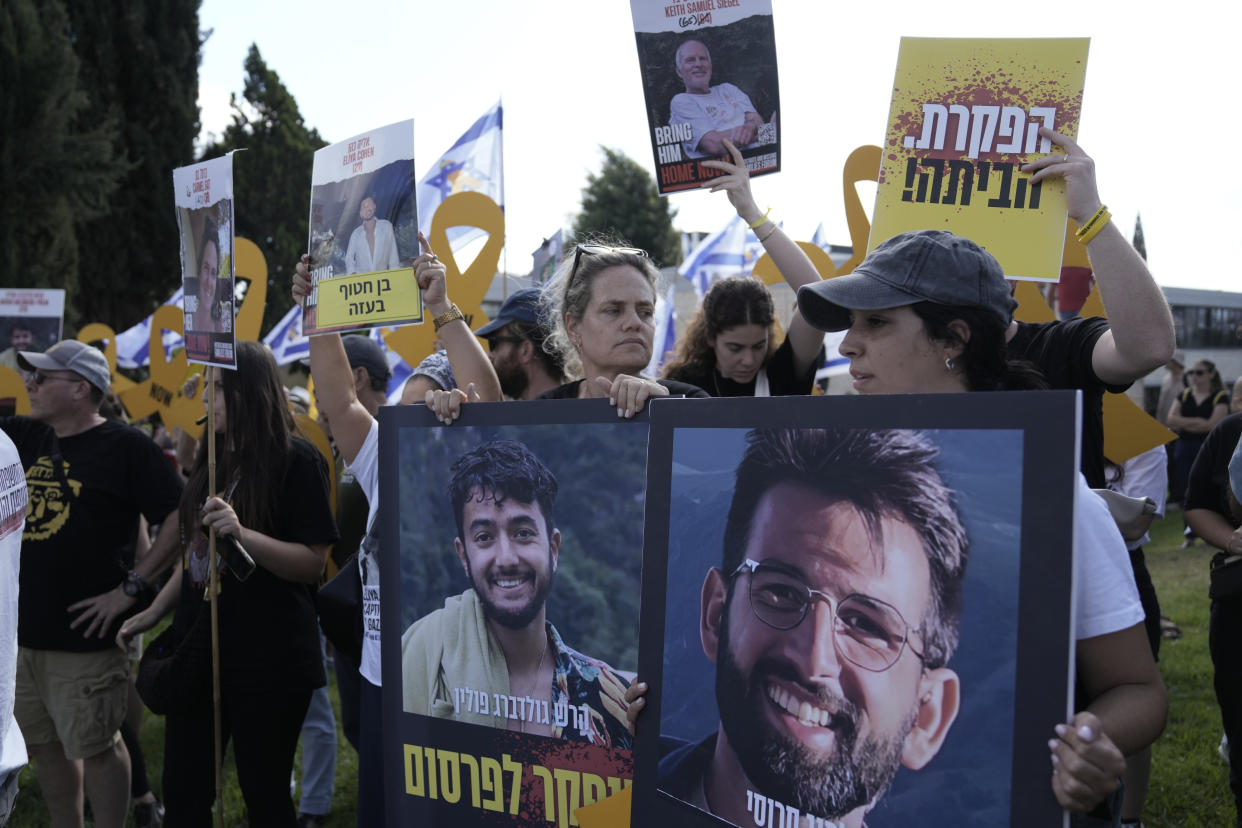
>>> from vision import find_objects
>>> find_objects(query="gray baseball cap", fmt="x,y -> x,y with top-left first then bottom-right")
18,340 -> 111,393
474,288 -> 543,338
798,230 -> 1017,332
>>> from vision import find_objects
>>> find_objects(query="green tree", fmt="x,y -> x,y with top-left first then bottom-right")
65,0 -> 201,332
0,0 -> 128,313
200,45 -> 327,333
571,147 -> 681,267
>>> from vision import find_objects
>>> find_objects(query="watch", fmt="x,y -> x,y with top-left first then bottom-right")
122,569 -> 147,598
432,303 -> 465,332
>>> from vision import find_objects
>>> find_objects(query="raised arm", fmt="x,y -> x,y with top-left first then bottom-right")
294,257 -> 375,465
1024,129 -> 1175,384
415,233 -> 502,403
700,140 -> 825,377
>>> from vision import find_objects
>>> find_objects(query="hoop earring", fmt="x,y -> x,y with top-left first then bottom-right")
945,357 -> 955,371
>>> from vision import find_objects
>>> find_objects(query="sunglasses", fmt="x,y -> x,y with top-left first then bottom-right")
31,371 -> 83,386
486,335 -> 525,349
569,244 -> 648,284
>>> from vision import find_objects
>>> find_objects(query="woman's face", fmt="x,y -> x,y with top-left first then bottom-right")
711,322 -> 769,384
837,306 -> 964,395
1188,361 -> 1214,389
565,265 -> 656,379
198,240 -> 220,309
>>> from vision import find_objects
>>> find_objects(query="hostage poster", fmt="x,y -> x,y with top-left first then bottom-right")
631,0 -> 781,195
174,154 -> 236,368
304,119 -> 422,336
870,38 -> 1090,281
634,393 -> 1080,828
380,400 -> 645,825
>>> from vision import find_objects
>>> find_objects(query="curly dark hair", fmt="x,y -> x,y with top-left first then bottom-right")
448,440 -> 558,539
662,277 -> 777,383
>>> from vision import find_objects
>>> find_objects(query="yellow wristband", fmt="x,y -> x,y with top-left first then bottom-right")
1075,205 -> 1111,245
746,208 -> 772,230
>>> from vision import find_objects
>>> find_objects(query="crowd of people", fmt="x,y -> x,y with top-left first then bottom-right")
3,121 -> 1242,828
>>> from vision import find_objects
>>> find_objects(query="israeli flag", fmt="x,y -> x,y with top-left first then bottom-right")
678,215 -> 765,297
263,303 -> 309,366
114,288 -> 184,369
643,280 -> 679,377
417,101 -> 504,252
812,222 -> 831,252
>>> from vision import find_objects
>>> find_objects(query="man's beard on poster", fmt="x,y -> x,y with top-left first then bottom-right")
467,547 -> 555,631
714,605 -> 916,820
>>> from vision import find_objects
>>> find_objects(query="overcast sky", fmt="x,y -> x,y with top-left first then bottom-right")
198,0 -> 1239,292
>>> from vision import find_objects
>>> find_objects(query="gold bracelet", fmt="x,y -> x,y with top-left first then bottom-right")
746,208 -> 772,230
1075,205 -> 1111,244
432,303 -> 465,332
757,223 -> 779,243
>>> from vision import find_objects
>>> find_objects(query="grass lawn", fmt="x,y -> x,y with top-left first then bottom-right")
3,512 -> 1234,826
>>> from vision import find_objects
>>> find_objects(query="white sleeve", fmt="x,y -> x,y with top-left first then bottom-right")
346,418 -> 381,533
1074,475 -> 1145,641
1114,446 -> 1168,517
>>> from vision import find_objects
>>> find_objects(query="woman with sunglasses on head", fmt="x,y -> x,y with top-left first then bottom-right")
660,149 -> 825,397
118,341 -> 338,827
537,241 -> 709,415
796,229 -> 1166,820
1168,359 -> 1229,546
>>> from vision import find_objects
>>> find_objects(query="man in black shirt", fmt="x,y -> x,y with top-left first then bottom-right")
1,341 -> 182,828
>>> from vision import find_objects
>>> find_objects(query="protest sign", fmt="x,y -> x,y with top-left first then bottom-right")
174,154 -> 237,367
0,288 -> 65,369
380,400 -> 643,825
304,120 -> 421,335
631,0 -> 780,195
634,392 -> 1079,828
870,38 -> 1090,281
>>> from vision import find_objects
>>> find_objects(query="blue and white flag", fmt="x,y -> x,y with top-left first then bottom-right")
678,215 -> 766,297
417,101 -> 504,252
644,280 -> 678,377
263,303 -> 309,366
114,288 -> 184,369
812,222 -> 831,252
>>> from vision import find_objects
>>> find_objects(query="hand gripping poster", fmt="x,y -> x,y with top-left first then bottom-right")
870,38 -> 1090,281
634,393 -> 1082,828
631,0 -> 781,195
304,119 -> 421,336
380,400 -> 645,826
174,154 -> 237,368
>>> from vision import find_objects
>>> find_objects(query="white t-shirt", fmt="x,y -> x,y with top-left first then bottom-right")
670,82 -> 759,158
348,420 -> 383,686
0,429 -> 28,777
1074,474 -> 1145,641
1105,445 -> 1168,551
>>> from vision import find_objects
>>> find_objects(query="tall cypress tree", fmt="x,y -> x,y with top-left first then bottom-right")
571,147 -> 681,268
200,45 -> 327,333
0,0 -> 128,314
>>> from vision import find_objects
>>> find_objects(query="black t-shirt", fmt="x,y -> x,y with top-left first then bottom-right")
1175,388 -> 1230,437
332,457 -> 369,572
537,378 -> 710,400
664,335 -> 823,397
0,416 -> 184,651
175,437 -> 338,691
1185,412 -> 1242,526
1006,317 -> 1128,488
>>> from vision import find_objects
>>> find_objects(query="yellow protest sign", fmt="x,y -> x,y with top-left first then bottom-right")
77,323 -> 136,397
872,38 -> 1089,280
117,304 -> 203,438
384,192 -> 504,370
312,267 -> 422,330
0,367 -> 29,415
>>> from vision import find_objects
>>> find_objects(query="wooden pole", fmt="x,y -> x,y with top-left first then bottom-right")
206,368 -> 224,828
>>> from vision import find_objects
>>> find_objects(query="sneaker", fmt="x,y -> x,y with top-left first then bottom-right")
134,799 -> 165,828
296,813 -> 328,828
